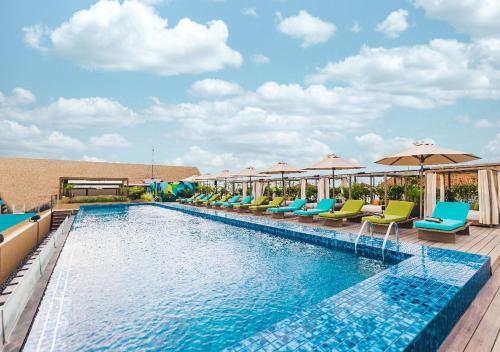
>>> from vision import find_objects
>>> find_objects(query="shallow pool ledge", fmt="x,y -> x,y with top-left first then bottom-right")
160,203 -> 491,352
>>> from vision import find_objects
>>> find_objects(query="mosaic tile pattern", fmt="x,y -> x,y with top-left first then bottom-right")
158,203 -> 491,352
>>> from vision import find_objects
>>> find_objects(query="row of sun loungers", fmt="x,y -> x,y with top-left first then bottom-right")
176,193 -> 471,243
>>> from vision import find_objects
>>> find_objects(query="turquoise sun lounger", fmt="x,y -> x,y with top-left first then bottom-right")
183,194 -> 205,204
294,199 -> 336,222
267,199 -> 307,218
222,195 -> 253,208
212,195 -> 240,207
415,201 -> 471,243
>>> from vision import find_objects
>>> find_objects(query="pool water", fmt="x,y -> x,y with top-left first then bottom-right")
24,205 -> 392,351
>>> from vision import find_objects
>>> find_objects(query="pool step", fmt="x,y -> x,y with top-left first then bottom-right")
50,210 -> 77,231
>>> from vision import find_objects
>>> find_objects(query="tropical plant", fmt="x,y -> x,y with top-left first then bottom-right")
140,193 -> 153,201
127,186 -> 146,200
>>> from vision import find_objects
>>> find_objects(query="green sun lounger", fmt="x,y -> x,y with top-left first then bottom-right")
222,196 -> 252,208
193,194 -> 212,204
250,197 -> 284,212
415,202 -> 471,243
212,195 -> 240,207
234,196 -> 267,210
266,199 -> 307,218
200,194 -> 219,206
318,200 -> 365,226
294,199 -> 336,222
361,200 -> 415,225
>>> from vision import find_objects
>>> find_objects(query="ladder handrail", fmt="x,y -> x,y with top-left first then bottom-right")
355,220 -> 373,254
381,222 -> 399,261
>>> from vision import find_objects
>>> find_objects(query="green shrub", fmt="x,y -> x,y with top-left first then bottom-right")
66,195 -> 128,204
140,193 -> 153,201
127,186 -> 146,200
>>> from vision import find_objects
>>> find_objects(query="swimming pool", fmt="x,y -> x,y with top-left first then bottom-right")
24,204 -> 393,351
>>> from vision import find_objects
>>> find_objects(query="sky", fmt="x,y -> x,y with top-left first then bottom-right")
0,0 -> 499,174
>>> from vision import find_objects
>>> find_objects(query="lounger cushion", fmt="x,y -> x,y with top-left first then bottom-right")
319,210 -> 359,219
223,196 -> 253,207
414,202 -> 469,231
414,219 -> 465,231
267,199 -> 307,213
250,197 -> 283,210
361,214 -> 408,224
294,208 -> 331,216
235,196 -> 267,208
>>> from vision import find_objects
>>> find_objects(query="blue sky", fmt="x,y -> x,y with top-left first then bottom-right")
0,0 -> 499,173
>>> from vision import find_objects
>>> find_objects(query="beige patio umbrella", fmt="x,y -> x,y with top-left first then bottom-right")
375,142 -> 480,217
215,169 -> 233,194
261,162 -> 304,200
304,154 -> 365,198
181,174 -> 199,182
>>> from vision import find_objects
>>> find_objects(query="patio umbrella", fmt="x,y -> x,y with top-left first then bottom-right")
215,169 -> 232,194
233,166 -> 269,196
181,174 -> 199,182
261,162 -> 304,200
304,154 -> 364,199
375,142 -> 480,217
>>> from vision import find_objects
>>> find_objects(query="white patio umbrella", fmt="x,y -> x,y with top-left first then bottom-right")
375,142 -> 480,217
304,154 -> 365,198
261,162 -> 304,200
215,169 -> 233,193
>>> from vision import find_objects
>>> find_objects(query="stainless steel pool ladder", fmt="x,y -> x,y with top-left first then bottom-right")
355,220 -> 399,261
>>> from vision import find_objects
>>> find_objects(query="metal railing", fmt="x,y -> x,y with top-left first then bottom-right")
355,220 -> 399,261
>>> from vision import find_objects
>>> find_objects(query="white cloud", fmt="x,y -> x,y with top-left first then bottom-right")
474,119 -> 492,128
354,133 -> 434,162
47,131 -> 86,151
24,0 -> 242,76
0,87 -> 36,106
0,120 -> 86,156
82,155 -> 107,162
486,133 -> 500,155
276,10 -> 336,47
376,9 -> 409,38
242,7 -> 258,18
171,146 -> 239,170
189,79 -> 243,97
414,0 -> 500,39
35,97 -> 141,128
308,39 -> 500,108
350,20 -> 362,33
253,54 -> 270,64
89,133 -> 132,148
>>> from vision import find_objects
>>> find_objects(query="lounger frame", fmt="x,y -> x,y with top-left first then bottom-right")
321,213 -> 367,227
417,222 -> 471,243
369,218 -> 416,234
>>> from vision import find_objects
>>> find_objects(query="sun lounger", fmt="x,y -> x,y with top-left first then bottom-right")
234,196 -> 267,212
415,202 -> 471,243
193,194 -> 212,205
318,200 -> 365,227
250,197 -> 284,214
184,194 -> 206,204
207,194 -> 231,207
222,196 -> 253,210
212,195 -> 240,207
200,194 -> 219,206
266,199 -> 307,218
294,199 -> 336,222
177,193 -> 199,203
361,200 -> 415,231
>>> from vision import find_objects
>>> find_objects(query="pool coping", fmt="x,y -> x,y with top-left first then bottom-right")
153,203 -> 491,352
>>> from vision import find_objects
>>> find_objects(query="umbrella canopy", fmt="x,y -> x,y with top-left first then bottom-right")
375,143 -> 480,166
304,154 -> 365,198
261,162 -> 304,200
233,166 -> 268,178
376,142 -> 480,217
215,170 -> 233,193
181,174 -> 199,182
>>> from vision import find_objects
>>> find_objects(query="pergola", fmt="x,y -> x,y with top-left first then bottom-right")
58,177 -> 129,198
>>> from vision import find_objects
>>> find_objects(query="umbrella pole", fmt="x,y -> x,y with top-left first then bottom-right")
419,163 -> 424,218
282,172 -> 286,201
332,168 -> 335,199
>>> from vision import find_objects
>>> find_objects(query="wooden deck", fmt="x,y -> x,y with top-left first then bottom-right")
233,212 -> 500,351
